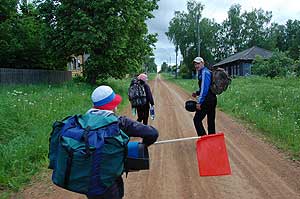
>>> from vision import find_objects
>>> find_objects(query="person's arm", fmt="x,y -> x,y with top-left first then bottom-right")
144,84 -> 154,106
118,116 -> 158,146
198,69 -> 211,105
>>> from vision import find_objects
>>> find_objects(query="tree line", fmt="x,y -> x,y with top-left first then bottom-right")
166,0 -> 300,78
0,0 -> 158,84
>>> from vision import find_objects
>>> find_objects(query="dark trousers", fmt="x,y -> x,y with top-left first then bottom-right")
193,100 -> 217,136
137,105 -> 150,125
87,177 -> 124,199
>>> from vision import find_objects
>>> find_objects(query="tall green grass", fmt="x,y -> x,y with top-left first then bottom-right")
0,78 -> 131,197
164,74 -> 300,159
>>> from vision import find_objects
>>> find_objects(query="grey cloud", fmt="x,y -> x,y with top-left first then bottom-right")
147,0 -> 300,67
147,0 -> 187,67
153,47 -> 182,66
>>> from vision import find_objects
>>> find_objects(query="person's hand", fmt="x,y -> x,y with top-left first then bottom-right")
192,92 -> 197,98
196,103 -> 201,110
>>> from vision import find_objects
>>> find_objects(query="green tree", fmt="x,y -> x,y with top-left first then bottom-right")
269,23 -> 287,51
0,1 -> 50,69
214,5 -> 275,62
219,4 -> 243,58
268,20 -> 300,60
143,56 -> 157,73
252,51 -> 294,77
199,18 -> 219,65
160,62 -> 169,73
294,58 -> 300,76
38,0 -> 158,84
178,63 -> 189,78
240,8 -> 272,49
166,11 -> 182,78
285,20 -> 300,60
0,0 -> 18,21
166,0 -> 219,76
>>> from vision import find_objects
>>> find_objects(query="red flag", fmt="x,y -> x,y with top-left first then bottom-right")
196,133 -> 231,176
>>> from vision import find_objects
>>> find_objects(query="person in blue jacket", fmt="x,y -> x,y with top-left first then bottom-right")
192,57 -> 217,136
88,85 -> 159,199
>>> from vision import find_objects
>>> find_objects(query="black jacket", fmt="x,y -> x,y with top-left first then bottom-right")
119,116 -> 158,146
87,109 -> 158,146
140,80 -> 154,106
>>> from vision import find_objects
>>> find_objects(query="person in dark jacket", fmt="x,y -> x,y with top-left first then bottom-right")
192,57 -> 217,136
136,73 -> 155,125
87,85 -> 159,199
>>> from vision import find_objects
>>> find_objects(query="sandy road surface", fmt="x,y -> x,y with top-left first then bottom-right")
13,75 -> 300,199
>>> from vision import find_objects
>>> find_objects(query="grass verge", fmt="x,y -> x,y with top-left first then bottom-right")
162,73 -> 300,160
0,78 -> 131,198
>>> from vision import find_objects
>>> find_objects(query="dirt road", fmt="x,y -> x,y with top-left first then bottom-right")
14,75 -> 300,199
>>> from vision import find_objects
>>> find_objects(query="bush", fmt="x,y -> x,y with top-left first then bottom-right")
179,64 -> 192,79
294,58 -> 300,77
73,74 -> 86,83
252,51 -> 295,78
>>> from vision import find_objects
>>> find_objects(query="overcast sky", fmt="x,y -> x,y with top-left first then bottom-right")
146,0 -> 300,68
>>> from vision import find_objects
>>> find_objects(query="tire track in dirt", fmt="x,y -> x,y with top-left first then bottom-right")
217,111 -> 300,198
125,75 -> 300,199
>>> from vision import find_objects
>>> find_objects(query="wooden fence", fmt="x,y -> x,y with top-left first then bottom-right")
0,68 -> 72,84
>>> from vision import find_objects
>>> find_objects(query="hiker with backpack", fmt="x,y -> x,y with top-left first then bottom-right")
192,57 -> 217,136
49,85 -> 158,199
128,73 -> 155,125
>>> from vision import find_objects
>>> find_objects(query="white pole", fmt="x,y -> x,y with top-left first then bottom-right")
153,136 -> 201,145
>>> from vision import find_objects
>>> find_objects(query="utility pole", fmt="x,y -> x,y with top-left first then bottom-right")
197,13 -> 201,57
197,13 -> 200,57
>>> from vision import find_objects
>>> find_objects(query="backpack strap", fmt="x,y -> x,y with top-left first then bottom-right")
82,126 -> 92,157
124,142 -> 129,178
63,148 -> 74,188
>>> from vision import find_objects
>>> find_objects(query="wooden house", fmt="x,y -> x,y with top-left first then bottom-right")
214,46 -> 273,76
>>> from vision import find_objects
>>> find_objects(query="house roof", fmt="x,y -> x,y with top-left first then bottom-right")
214,46 -> 273,67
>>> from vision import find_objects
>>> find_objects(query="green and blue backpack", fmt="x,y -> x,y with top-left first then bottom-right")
48,113 -> 129,195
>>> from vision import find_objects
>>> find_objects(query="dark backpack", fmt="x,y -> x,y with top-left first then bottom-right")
48,113 -> 129,195
210,68 -> 231,95
128,78 -> 147,107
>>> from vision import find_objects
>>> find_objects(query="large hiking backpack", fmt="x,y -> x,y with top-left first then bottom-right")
128,78 -> 147,107
210,68 -> 231,95
48,113 -> 129,195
